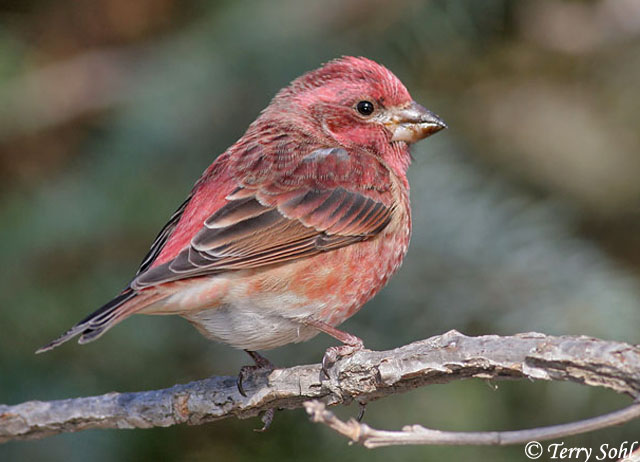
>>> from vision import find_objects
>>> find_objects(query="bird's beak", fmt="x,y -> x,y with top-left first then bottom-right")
384,101 -> 447,143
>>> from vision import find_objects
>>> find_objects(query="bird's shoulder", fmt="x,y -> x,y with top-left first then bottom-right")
228,133 -> 394,201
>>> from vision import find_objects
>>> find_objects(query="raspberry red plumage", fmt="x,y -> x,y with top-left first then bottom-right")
38,56 -> 445,356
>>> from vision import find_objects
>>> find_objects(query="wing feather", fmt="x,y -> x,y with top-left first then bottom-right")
135,195 -> 192,275
131,145 -> 396,290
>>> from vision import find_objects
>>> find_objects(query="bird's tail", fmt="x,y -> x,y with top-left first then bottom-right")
36,288 -> 161,353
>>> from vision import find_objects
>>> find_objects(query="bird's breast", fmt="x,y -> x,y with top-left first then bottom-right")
300,190 -> 411,326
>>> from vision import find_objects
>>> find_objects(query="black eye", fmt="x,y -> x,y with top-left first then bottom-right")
356,100 -> 374,116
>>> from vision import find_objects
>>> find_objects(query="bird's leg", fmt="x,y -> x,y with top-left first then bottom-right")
237,350 -> 276,431
237,350 -> 275,397
302,318 -> 364,377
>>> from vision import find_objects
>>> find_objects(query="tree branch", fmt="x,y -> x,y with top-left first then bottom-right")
303,400 -> 640,447
2,330 -> 640,444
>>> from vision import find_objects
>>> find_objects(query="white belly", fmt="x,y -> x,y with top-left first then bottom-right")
183,303 -> 321,351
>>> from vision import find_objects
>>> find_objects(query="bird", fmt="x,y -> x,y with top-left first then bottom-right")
37,56 -> 446,394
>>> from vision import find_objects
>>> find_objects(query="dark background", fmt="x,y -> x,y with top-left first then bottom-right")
1,0 -> 639,460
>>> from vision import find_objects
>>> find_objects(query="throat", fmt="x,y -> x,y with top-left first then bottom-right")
382,142 -> 412,187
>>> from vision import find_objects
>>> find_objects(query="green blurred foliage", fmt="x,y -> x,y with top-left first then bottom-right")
1,0 -> 640,460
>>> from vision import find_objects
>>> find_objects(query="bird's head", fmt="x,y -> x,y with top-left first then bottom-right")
267,56 -> 446,153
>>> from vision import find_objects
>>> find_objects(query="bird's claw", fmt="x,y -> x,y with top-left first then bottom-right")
357,402 -> 367,422
254,408 -> 276,432
321,339 -> 364,378
236,350 -> 275,397
236,365 -> 256,397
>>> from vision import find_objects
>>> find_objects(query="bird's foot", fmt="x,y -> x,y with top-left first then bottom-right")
321,338 -> 364,378
236,350 -> 275,397
302,318 -> 365,378
237,350 -> 277,431
255,408 -> 276,432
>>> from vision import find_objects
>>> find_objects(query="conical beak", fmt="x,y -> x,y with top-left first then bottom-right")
385,101 -> 447,143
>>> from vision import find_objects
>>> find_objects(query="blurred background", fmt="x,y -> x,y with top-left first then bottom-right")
1,0 -> 639,460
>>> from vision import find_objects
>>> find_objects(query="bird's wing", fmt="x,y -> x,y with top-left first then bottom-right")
135,194 -> 193,275
131,143 -> 395,289
37,143 -> 396,351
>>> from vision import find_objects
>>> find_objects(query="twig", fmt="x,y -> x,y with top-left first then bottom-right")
1,330 -> 640,443
304,400 -> 640,448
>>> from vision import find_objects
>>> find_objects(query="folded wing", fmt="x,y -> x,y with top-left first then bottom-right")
132,146 -> 395,289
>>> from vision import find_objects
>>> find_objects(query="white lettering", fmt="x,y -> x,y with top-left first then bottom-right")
597,444 -> 609,461
549,442 -> 564,459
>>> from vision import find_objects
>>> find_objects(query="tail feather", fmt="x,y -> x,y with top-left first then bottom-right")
36,289 -> 139,353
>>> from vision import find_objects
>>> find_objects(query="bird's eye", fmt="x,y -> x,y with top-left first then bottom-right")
356,100 -> 375,116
